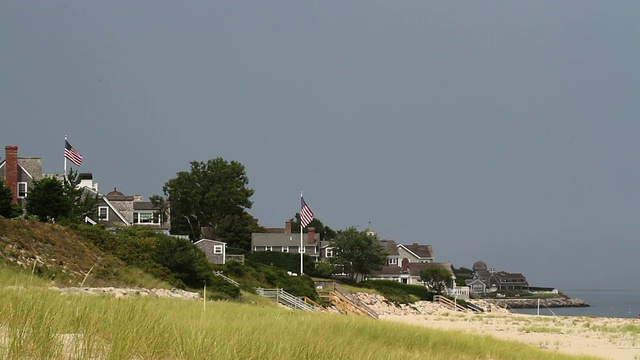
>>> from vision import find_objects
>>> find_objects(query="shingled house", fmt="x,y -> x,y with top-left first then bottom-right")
0,145 -> 44,208
370,259 -> 455,286
251,221 -> 328,262
465,260 -> 529,294
86,187 -> 171,234
194,239 -> 227,264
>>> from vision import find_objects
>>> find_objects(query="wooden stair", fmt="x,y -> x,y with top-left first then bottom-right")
433,295 -> 467,312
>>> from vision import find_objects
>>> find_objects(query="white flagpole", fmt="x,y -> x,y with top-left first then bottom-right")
63,135 -> 68,181
300,192 -> 304,275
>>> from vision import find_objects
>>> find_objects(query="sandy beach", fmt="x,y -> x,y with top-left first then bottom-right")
380,311 -> 640,359
351,293 -> 640,359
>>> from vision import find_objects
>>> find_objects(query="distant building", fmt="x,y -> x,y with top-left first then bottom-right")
251,221 -> 327,262
465,260 -> 529,294
86,187 -> 171,234
194,239 -> 227,264
0,145 -> 44,208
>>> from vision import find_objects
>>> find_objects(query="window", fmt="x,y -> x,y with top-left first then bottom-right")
17,182 -> 27,198
299,246 -> 305,253
388,258 -> 398,265
325,248 -> 333,258
98,206 -> 109,221
213,245 -> 223,254
282,246 -> 289,253
133,211 -> 159,224
265,246 -> 272,251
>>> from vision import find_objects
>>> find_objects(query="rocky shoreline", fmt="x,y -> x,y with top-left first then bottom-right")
50,286 -> 201,300
484,297 -> 590,309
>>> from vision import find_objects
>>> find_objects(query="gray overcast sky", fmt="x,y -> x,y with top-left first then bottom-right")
2,1 -> 639,290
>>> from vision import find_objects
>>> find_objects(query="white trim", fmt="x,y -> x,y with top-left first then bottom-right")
213,245 -> 223,254
397,244 -> 433,262
98,206 -> 109,221
17,182 -> 27,198
100,196 -> 130,225
83,187 -> 131,226
17,163 -> 34,180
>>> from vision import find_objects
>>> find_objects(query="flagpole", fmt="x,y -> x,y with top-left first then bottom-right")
300,192 -> 304,275
63,135 -> 68,181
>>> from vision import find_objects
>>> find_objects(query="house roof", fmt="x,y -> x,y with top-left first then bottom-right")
194,239 -> 226,246
379,239 -> 399,256
371,266 -> 404,276
492,271 -> 527,281
472,260 -> 488,271
133,202 -> 158,210
406,262 -> 453,277
398,243 -> 434,259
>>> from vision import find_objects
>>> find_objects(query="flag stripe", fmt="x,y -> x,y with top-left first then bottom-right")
64,140 -> 83,167
300,197 -> 314,228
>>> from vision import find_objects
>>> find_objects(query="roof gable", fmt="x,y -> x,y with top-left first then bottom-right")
194,239 -> 226,246
398,243 -> 433,259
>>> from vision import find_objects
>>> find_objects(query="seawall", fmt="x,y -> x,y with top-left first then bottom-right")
485,297 -> 589,309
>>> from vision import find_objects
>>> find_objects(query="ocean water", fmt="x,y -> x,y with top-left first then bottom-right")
513,290 -> 640,319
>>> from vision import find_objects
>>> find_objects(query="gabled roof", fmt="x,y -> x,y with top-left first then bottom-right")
0,158 -> 39,180
83,186 -> 131,226
406,262 -> 453,277
398,243 -> 434,259
194,238 -> 226,246
379,239 -> 399,256
371,266 -> 404,276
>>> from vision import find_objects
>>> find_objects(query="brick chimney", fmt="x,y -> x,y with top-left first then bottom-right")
401,258 -> 409,272
307,227 -> 316,243
285,220 -> 292,234
5,146 -> 18,204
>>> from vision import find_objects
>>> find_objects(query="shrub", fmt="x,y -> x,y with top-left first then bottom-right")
208,276 -> 241,299
361,280 -> 432,304
246,251 -> 314,274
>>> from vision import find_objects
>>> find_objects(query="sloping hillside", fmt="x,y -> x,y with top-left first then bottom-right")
0,218 -> 126,286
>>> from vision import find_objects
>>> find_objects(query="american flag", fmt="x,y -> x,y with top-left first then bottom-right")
64,140 -> 83,167
300,196 -> 314,228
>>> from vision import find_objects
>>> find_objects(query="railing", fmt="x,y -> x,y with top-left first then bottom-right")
433,295 -> 467,312
314,281 -> 378,319
255,288 -> 324,313
213,271 -> 240,287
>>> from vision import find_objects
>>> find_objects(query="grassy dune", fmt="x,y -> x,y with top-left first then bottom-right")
0,269 -> 599,359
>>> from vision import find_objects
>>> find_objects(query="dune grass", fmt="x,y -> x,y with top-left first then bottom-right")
0,278 -> 600,359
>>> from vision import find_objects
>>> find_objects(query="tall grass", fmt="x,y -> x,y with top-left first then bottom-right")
0,270 -> 598,359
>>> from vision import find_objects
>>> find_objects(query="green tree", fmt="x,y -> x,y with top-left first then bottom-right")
26,177 -> 68,221
419,267 -> 452,294
163,158 -> 255,240
26,171 -> 99,223
329,226 -> 387,282
216,211 -> 264,251
149,194 -> 169,226
290,214 -> 337,241
64,169 -> 100,223
0,180 -> 17,218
